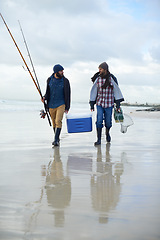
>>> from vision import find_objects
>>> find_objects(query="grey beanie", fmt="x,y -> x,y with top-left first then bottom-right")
99,62 -> 109,71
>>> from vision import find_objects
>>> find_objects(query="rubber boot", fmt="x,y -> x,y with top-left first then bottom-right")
94,128 -> 102,146
53,128 -> 61,146
53,127 -> 61,143
52,128 -> 56,145
52,127 -> 61,145
106,128 -> 111,143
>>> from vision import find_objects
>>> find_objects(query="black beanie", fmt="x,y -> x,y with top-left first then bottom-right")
53,64 -> 64,73
99,62 -> 109,71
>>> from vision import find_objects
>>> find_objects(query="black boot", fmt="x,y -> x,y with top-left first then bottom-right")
94,128 -> 102,146
52,128 -> 55,145
53,127 -> 61,143
106,128 -> 111,143
52,128 -> 61,146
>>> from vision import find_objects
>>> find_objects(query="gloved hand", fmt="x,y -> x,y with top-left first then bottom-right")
116,102 -> 121,112
116,107 -> 121,112
41,97 -> 45,103
89,101 -> 95,111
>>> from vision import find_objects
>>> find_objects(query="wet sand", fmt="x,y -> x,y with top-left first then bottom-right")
0,108 -> 160,240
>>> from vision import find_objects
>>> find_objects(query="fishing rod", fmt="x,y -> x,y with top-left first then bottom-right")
18,20 -> 51,125
18,20 -> 41,93
0,13 -> 51,126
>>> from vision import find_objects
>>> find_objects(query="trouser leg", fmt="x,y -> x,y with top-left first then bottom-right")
49,104 -> 65,128
55,104 -> 65,128
49,108 -> 56,128
96,105 -> 104,129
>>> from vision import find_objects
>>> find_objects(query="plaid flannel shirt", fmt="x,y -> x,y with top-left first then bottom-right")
96,77 -> 114,108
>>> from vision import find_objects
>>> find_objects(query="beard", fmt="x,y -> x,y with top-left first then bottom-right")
99,72 -> 106,78
56,72 -> 63,79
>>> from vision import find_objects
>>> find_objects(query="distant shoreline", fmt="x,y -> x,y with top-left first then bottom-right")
1,99 -> 160,111
121,103 -> 160,111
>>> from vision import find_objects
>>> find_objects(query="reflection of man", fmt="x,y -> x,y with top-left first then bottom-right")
45,148 -> 71,227
90,144 -> 123,223
114,153 -> 125,184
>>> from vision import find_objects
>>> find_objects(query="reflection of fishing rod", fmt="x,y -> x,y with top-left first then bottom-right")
0,13 -> 51,126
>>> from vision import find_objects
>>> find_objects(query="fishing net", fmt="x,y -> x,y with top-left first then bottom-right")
114,107 -> 134,133
120,113 -> 134,133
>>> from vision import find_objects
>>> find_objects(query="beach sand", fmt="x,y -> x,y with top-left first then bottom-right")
0,104 -> 160,240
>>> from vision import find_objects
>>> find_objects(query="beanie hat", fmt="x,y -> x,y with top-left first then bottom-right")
99,62 -> 109,71
53,64 -> 64,73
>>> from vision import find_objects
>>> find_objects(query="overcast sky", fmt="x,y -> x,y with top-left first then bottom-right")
0,0 -> 160,104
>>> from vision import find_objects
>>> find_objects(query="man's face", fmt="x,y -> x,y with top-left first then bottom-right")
56,70 -> 64,79
99,67 -> 106,77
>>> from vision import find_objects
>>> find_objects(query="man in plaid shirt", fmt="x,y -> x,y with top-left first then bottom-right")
90,62 -> 124,145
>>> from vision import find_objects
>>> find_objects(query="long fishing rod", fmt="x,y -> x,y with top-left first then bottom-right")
18,20 -> 51,126
0,13 -> 51,126
18,20 -> 41,93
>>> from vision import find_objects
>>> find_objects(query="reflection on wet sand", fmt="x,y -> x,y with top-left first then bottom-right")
45,147 -> 71,227
91,144 -> 124,224
25,148 -> 71,236
67,154 -> 92,174
24,145 -> 127,239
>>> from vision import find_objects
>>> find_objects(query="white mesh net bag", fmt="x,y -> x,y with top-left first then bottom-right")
120,113 -> 134,133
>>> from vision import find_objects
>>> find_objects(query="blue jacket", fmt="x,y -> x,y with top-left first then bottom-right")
44,74 -> 71,111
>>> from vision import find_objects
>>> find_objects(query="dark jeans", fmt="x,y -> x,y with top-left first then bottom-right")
96,105 -> 113,129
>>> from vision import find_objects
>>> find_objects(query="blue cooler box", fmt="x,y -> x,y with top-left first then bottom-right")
66,113 -> 92,133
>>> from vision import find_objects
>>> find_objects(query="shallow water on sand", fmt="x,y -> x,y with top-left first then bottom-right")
0,102 -> 160,240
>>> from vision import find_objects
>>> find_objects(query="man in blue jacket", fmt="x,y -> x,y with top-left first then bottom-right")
42,64 -> 71,146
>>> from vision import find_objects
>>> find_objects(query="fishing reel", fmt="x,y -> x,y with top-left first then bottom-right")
40,109 -> 46,119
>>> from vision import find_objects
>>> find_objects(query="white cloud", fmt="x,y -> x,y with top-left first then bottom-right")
121,85 -> 160,104
0,0 -> 160,104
